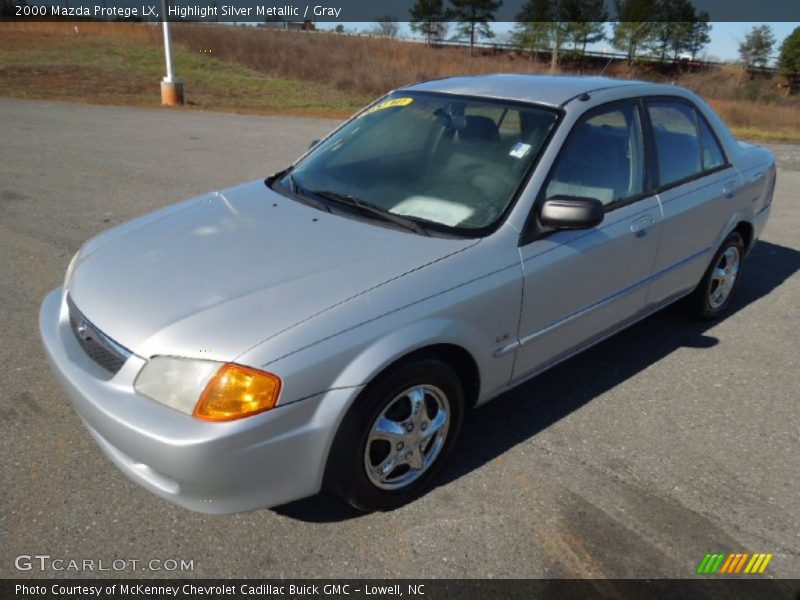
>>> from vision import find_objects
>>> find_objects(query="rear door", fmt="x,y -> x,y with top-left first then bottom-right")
643,98 -> 740,305
511,100 -> 662,381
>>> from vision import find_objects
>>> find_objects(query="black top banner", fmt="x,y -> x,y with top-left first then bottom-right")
3,0 -> 800,23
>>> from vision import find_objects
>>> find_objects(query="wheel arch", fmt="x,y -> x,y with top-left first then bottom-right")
733,220 -> 755,254
327,319 -> 487,413
366,343 -> 481,410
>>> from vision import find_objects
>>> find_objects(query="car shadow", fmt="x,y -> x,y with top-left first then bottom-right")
272,240 -> 800,522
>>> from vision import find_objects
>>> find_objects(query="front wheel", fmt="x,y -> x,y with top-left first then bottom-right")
687,232 -> 745,320
324,358 -> 464,511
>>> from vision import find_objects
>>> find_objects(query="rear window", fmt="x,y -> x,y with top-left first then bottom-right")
698,115 -> 727,171
647,102 -> 703,187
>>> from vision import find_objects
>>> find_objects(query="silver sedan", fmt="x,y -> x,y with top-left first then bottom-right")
40,75 -> 775,513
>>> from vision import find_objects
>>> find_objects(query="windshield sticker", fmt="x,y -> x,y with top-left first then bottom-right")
509,142 -> 532,159
360,97 -> 414,117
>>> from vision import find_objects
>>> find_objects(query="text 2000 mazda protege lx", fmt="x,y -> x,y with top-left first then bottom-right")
40,75 -> 775,513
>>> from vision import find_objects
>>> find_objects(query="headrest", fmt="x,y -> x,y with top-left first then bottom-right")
458,115 -> 500,143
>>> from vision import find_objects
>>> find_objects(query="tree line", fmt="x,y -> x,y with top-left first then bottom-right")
405,0 -> 800,77
408,0 -> 712,63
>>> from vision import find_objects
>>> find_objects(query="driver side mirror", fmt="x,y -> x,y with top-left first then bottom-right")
540,195 -> 604,230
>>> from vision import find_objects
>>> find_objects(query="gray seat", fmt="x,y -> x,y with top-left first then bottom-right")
653,128 -> 701,185
458,116 -> 500,143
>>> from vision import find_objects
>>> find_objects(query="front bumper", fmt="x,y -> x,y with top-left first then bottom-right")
39,287 -> 361,514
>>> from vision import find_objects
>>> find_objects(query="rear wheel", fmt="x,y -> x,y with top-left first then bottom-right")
687,232 -> 744,320
325,358 -> 464,511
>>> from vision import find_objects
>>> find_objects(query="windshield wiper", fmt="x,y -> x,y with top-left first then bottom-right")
266,168 -> 332,213
265,165 -> 293,186
310,189 -> 429,236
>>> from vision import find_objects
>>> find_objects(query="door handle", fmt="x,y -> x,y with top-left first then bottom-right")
630,215 -> 656,236
722,181 -> 738,199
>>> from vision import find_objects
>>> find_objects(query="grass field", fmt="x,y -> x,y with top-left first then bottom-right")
0,25 -> 365,117
2,22 -> 799,141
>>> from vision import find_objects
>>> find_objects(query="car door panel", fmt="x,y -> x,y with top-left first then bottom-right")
513,198 -> 661,381
510,99 -> 661,382
647,168 -> 739,305
643,99 -> 742,306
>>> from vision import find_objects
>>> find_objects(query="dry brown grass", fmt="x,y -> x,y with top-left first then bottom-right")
2,20 -> 160,41
3,21 -> 799,140
708,99 -> 800,142
0,22 -> 365,116
169,24 -> 555,96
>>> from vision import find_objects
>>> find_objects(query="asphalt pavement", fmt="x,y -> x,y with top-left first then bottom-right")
1,98 -> 798,579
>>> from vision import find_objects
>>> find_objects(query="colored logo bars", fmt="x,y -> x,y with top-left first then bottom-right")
696,552 -> 773,574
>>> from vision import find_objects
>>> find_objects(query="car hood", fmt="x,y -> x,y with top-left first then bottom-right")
68,180 -> 477,361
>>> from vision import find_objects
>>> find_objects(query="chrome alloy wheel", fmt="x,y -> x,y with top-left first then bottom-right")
708,246 -> 741,309
364,384 -> 450,490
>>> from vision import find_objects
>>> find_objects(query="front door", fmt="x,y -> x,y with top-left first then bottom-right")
512,100 -> 662,381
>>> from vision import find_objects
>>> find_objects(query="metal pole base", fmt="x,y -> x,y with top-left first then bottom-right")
160,79 -> 184,106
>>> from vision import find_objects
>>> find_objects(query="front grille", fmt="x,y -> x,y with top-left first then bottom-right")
67,294 -> 132,377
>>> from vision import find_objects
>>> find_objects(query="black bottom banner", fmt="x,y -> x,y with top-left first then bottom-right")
3,579 -> 800,600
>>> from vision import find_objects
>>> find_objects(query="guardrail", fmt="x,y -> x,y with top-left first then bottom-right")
300,27 -> 780,74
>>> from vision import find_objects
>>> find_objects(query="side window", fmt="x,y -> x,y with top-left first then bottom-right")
546,104 -> 644,207
647,101 -> 703,186
697,114 -> 727,171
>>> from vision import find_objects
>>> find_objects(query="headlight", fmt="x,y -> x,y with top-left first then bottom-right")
64,251 -> 80,289
134,357 -> 281,421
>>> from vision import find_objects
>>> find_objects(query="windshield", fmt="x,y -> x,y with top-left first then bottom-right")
276,92 -> 560,235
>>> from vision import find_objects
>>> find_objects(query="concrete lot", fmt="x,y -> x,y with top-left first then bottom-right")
1,98 -> 798,579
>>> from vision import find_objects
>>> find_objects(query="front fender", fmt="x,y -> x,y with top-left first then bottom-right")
237,228 -> 523,411
260,311 -> 515,412
327,317 -> 498,401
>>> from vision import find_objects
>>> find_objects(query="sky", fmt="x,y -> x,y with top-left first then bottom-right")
316,22 -> 800,63
702,22 -> 797,61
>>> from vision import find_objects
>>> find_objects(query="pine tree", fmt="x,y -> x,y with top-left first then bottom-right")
738,25 -> 776,70
410,0 -> 452,46
684,14 -> 711,61
513,0 -> 553,63
566,0 -> 607,66
652,0 -> 696,62
612,0 -> 657,65
450,0 -> 502,57
778,26 -> 800,77
514,0 -> 581,72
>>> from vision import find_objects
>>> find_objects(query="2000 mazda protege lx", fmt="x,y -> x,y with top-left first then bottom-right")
40,75 -> 775,513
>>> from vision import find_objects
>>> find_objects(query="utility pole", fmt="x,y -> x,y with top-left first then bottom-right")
160,0 -> 184,105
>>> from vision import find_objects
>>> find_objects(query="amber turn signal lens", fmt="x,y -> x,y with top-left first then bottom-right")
193,363 -> 281,421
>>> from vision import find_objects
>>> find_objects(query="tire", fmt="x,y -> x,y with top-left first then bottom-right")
324,358 -> 464,512
686,232 -> 745,320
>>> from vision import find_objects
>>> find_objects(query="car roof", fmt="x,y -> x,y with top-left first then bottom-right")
402,74 -> 661,107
